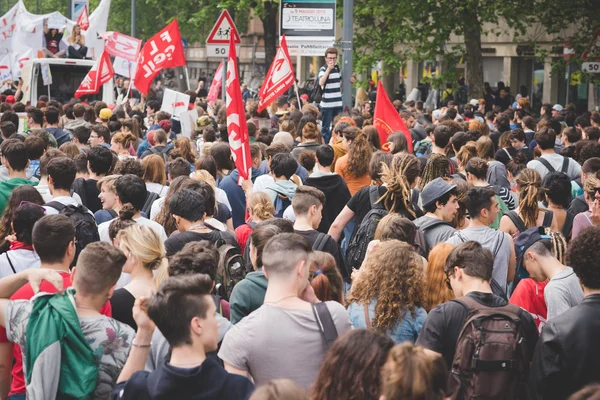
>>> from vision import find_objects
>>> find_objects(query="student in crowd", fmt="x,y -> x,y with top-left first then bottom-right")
218,233 -> 351,390
261,152 -> 298,217
0,139 -> 37,215
304,144 -> 351,234
527,127 -> 582,180
72,145 -> 112,213
310,330 -> 394,400
347,240 -> 427,343
94,175 -> 121,224
529,226 -> 600,399
144,242 -> 233,372
111,131 -> 138,160
308,251 -> 344,304
542,172 -> 574,238
43,107 -> 71,147
516,227 -> 583,321
417,240 -> 538,370
569,157 -> 600,216
98,174 -> 167,243
142,155 -> 168,197
112,274 -> 254,399
88,125 -> 111,149
43,157 -> 93,215
0,202 -> 44,278
229,223 -> 285,324
423,243 -> 455,312
110,225 -> 167,330
335,127 -> 372,195
234,191 -> 275,254
291,122 -> 322,159
414,178 -> 459,250
476,135 -> 511,190
152,177 -> 202,234
0,185 -> 44,254
446,187 -> 516,299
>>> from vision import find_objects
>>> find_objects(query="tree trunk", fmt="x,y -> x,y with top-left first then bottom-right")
260,2 -> 279,71
462,12 -> 484,99
382,67 -> 395,99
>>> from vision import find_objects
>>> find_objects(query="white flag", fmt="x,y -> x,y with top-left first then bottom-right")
112,56 -> 137,78
41,61 -> 52,86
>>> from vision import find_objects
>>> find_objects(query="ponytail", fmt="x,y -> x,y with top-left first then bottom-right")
310,251 -> 344,304
344,127 -> 372,178
377,154 -> 420,217
516,168 -> 541,228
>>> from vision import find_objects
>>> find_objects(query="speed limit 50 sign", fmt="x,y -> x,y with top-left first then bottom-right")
582,62 -> 600,73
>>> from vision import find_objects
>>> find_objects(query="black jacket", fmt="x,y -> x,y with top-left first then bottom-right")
112,356 -> 254,400
305,173 -> 351,234
528,294 -> 600,400
568,194 -> 588,217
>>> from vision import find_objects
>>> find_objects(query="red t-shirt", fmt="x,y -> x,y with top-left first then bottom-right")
509,278 -> 547,334
0,271 -> 112,396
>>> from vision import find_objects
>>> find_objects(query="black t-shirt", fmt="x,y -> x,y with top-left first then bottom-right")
347,186 -> 420,238
294,229 -> 348,280
110,288 -> 137,330
416,291 -> 538,368
73,178 -> 102,213
164,230 -> 238,256
494,147 -> 517,165
214,202 -> 232,224
45,32 -> 63,54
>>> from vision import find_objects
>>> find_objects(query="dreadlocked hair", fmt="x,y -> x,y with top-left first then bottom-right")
377,154 -> 420,217
343,127 -> 372,178
419,153 -> 449,190
545,227 -> 568,263
516,168 -> 542,228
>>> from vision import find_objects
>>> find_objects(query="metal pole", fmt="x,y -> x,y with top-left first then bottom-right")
341,0 -> 353,111
222,56 -> 227,103
36,0 -> 39,13
67,0 -> 72,19
131,0 -> 136,37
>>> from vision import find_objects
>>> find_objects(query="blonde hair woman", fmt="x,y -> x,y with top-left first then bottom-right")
235,191 -> 275,253
110,224 -> 167,330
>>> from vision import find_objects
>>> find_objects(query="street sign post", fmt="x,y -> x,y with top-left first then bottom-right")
206,10 -> 241,58
582,62 -> 600,73
279,0 -> 336,57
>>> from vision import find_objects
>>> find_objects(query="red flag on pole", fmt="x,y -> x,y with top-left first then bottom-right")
77,5 -> 89,31
74,51 -> 114,98
206,61 -> 223,104
134,20 -> 186,95
226,34 -> 252,182
257,35 -> 295,112
99,31 -> 142,62
373,81 -> 412,153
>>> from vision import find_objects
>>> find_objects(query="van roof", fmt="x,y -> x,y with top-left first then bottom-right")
25,58 -> 96,67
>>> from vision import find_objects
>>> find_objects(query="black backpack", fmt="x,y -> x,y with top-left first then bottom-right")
45,201 -> 99,265
309,77 -> 323,103
142,192 -> 160,219
214,234 -> 244,301
148,147 -> 170,164
345,186 -> 387,270
536,156 -> 569,175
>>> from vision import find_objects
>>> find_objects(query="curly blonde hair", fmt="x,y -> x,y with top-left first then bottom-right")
247,191 -> 276,221
347,240 -> 425,330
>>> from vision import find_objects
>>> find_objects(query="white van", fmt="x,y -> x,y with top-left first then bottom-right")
20,58 -> 115,105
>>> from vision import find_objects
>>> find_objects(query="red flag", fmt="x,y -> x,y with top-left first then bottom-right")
74,51 -> 114,98
99,31 -> 142,62
77,5 -> 89,31
374,81 -> 412,153
226,34 -> 252,182
206,61 -> 223,104
133,20 -> 186,95
258,35 -> 295,112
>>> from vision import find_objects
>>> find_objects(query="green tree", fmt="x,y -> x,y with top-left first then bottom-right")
350,0 -> 534,98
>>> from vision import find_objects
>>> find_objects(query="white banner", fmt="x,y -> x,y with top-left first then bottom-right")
179,108 -> 198,138
113,56 -> 137,78
160,88 -> 190,117
41,61 -> 52,86
47,13 -> 67,29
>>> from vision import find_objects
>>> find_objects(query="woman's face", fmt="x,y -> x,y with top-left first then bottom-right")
75,25 -> 81,34
342,136 -> 351,151
99,187 -> 117,210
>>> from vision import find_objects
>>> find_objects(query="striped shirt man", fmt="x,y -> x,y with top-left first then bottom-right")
318,64 -> 342,109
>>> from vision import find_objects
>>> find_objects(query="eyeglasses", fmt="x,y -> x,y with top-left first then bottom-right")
326,57 -> 337,60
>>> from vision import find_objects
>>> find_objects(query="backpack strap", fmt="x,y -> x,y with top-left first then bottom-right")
312,302 -> 338,349
452,295 -> 519,315
44,201 -> 65,212
313,232 -> 328,252
369,186 -> 383,209
562,211 -> 575,239
107,209 -> 118,219
71,179 -> 87,207
536,157 -> 556,173
363,304 -> 372,330
5,253 -> 15,274
502,148 -> 513,161
506,211 -> 528,233
542,210 -> 554,228
561,156 -> 569,174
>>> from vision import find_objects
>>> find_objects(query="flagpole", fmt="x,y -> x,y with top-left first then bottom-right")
294,80 -> 301,109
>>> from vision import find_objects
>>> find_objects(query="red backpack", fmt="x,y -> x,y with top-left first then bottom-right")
447,296 -> 532,400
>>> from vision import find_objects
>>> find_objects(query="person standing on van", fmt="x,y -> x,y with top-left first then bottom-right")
67,24 -> 88,59
42,23 -> 66,58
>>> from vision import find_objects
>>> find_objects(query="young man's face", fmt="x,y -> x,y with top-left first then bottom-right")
88,132 -> 103,147
485,196 -> 500,223
311,204 -> 323,229
199,296 -> 219,352
439,195 -> 459,222
511,138 -> 524,150
524,252 -> 545,282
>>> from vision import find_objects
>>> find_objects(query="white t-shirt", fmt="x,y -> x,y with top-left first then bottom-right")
0,249 -> 39,278
149,187 -> 232,221
145,182 -> 168,197
98,216 -> 168,243
37,186 -> 83,205
527,153 -> 581,180
43,195 -> 92,215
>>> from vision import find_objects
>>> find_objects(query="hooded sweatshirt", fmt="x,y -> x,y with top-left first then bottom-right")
229,270 -> 268,324
264,179 -> 297,204
413,215 -> 456,251
0,178 -> 37,215
63,119 -> 89,134
305,173 -> 351,233
218,168 -> 263,228
114,356 -> 254,400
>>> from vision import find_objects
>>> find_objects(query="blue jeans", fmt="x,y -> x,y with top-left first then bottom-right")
320,106 -> 342,144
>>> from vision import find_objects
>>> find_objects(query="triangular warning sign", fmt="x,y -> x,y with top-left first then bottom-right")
206,10 -> 241,45
582,28 -> 600,61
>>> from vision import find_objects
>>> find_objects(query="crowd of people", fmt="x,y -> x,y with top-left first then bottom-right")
0,45 -> 598,399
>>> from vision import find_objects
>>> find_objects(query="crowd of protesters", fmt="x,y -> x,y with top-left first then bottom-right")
0,45 -> 597,399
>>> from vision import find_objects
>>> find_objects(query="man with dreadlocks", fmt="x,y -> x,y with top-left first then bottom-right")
514,227 -> 582,322
419,153 -> 450,190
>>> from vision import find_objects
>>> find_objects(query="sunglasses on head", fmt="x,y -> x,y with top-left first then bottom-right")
18,201 -> 46,214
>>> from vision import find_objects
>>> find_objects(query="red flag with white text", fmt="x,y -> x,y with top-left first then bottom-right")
374,81 -> 412,153
134,20 -> 186,95
99,31 -> 142,62
258,35 -> 295,112
226,35 -> 252,182
74,51 -> 114,98
206,61 -> 223,104
77,5 -> 89,31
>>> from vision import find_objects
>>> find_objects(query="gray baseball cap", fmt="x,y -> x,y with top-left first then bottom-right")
421,177 -> 457,208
